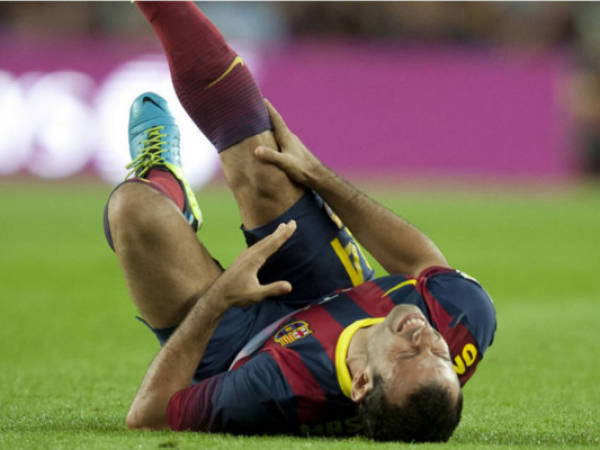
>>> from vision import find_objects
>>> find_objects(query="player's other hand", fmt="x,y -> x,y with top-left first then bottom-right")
254,99 -> 323,188
217,220 -> 297,308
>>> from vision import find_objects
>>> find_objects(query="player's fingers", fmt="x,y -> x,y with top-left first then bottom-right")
255,147 -> 298,178
255,145 -> 286,165
253,220 -> 297,261
259,280 -> 292,298
264,99 -> 291,142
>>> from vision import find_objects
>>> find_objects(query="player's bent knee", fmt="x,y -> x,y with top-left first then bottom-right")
106,182 -> 166,248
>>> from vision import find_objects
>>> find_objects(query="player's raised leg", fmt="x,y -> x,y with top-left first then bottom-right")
136,2 -> 374,304
105,92 -> 222,329
136,1 -> 304,229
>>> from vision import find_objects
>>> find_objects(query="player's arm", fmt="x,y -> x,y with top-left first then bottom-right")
125,221 -> 297,430
255,100 -> 448,277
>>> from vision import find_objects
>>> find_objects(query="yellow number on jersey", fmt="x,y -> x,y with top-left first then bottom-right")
453,343 -> 478,375
330,237 -> 366,286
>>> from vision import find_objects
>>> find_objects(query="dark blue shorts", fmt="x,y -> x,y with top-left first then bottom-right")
143,191 -> 374,381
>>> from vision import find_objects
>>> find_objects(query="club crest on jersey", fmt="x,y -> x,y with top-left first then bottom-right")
274,321 -> 313,346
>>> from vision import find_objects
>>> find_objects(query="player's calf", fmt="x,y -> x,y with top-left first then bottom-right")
136,2 -> 304,229
137,1 -> 271,152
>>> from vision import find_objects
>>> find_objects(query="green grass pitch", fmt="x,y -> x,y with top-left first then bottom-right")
0,180 -> 598,449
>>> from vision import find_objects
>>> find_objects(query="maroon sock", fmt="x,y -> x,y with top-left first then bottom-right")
143,168 -> 185,211
137,1 -> 271,152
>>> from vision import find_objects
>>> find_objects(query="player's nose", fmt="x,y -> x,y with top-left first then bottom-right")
410,324 -> 436,347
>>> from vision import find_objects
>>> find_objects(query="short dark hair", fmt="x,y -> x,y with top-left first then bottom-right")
357,375 -> 463,442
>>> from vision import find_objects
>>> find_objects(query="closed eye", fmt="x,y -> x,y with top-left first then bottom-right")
435,352 -> 452,362
396,351 -> 419,360
394,348 -> 451,362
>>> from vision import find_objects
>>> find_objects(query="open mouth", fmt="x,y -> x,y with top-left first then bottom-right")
396,313 -> 427,333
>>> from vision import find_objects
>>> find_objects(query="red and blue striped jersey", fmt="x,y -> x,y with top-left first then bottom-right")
167,266 -> 496,435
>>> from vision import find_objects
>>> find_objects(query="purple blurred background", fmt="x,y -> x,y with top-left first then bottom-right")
1,2 -> 600,185
261,43 -> 572,178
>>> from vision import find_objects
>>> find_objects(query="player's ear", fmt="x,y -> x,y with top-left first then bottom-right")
350,369 -> 373,403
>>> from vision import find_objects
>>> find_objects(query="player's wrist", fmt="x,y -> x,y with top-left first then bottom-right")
307,163 -> 338,193
196,279 -> 232,316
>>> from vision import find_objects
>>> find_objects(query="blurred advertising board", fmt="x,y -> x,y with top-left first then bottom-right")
0,39 -> 573,185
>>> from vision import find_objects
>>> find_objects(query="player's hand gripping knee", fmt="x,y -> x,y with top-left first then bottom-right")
216,220 -> 297,308
254,100 -> 324,188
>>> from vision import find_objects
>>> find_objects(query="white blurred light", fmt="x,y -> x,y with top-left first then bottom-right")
0,45 -> 262,185
27,71 -> 97,178
94,55 -> 219,188
0,71 -> 34,174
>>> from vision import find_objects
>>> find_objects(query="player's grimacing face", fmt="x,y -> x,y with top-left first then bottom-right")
366,304 -> 461,405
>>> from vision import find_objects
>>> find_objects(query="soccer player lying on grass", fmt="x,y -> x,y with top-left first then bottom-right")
103,1 -> 496,442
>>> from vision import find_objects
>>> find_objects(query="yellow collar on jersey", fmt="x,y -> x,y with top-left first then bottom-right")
335,317 -> 386,399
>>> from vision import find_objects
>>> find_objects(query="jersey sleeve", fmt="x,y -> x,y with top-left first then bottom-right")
416,266 -> 497,385
167,352 -> 296,434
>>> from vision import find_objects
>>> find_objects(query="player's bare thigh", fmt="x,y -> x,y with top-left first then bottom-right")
108,182 -> 223,328
220,129 -> 305,230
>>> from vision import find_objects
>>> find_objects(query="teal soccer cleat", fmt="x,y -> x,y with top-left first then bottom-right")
126,92 -> 202,231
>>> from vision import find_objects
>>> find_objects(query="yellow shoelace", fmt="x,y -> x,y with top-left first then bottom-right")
125,125 -> 167,179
